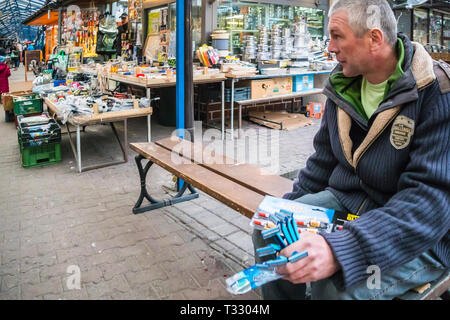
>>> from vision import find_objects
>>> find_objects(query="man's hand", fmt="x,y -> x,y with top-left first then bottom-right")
276,232 -> 341,284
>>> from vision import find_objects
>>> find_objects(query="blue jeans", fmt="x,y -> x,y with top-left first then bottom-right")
252,190 -> 447,300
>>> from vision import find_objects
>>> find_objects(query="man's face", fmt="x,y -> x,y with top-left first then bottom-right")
328,10 -> 370,77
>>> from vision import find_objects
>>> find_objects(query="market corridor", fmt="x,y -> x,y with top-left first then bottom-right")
0,66 -> 320,299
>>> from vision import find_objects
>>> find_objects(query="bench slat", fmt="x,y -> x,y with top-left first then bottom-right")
155,137 -> 293,199
130,142 -> 264,218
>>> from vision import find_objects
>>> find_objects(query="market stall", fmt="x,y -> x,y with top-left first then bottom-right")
17,0 -> 336,148
43,97 -> 152,173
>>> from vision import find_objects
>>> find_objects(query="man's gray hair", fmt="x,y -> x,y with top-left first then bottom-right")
329,0 -> 398,48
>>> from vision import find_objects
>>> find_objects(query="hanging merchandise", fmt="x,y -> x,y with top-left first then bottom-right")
96,14 -> 119,55
81,10 -> 99,58
52,50 -> 69,73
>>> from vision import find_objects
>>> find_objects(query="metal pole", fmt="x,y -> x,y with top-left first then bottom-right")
57,6 -> 62,45
184,0 -> 194,143
221,80 -> 225,140
231,78 -> 235,139
76,125 -> 81,173
176,0 -> 185,191
176,0 -> 185,139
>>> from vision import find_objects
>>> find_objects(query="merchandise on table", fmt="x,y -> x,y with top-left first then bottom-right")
226,196 -> 355,295
49,94 -> 151,124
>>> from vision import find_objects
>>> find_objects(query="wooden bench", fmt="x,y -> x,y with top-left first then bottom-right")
129,136 -> 292,217
130,136 -> 450,300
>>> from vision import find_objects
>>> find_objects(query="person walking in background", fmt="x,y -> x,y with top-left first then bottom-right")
17,42 -> 23,67
22,44 -> 27,67
10,45 -> 19,70
0,55 -> 12,121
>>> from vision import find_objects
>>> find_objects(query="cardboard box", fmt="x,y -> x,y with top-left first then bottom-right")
249,79 -> 274,99
244,77 -> 293,99
248,111 -> 313,130
2,91 -> 33,111
293,74 -> 315,92
272,77 -> 292,95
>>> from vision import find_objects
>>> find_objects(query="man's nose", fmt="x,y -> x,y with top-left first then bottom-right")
328,39 -> 337,53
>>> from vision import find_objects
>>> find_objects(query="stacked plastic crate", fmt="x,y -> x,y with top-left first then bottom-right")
12,94 -> 44,126
17,113 -> 62,168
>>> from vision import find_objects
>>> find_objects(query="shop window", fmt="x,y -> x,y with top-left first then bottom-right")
395,9 -> 411,39
168,0 -> 202,49
413,8 -> 428,46
429,10 -> 442,48
443,14 -> 450,51
217,0 -> 324,54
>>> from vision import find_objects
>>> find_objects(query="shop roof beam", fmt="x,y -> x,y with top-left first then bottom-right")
0,0 -> 48,39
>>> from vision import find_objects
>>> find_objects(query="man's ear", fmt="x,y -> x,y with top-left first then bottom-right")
369,28 -> 384,51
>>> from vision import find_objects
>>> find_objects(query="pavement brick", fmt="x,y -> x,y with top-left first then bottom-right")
132,284 -> 160,299
99,256 -> 142,281
20,253 -> 58,273
124,265 -> 168,286
56,245 -> 96,264
0,286 -> 20,300
43,288 -> 89,300
21,277 -> 64,300
1,274 -> 19,291
21,268 -> 41,286
180,279 -> 232,300
40,260 -> 78,283
210,223 -> 240,237
134,248 -> 178,269
78,267 -> 104,285
105,274 -> 132,293
152,272 -> 200,298
225,231 -> 254,255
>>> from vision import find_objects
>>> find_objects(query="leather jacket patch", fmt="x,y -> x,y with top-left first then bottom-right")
390,115 -> 415,150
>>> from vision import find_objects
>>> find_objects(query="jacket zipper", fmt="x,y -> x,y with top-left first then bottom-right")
356,197 -> 368,215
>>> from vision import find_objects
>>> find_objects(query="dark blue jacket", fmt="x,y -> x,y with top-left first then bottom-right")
284,35 -> 450,289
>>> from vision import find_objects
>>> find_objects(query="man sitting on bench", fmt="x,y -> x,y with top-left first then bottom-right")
253,0 -> 450,300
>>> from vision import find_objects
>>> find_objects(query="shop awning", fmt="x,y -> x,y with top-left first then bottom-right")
22,0 -> 118,26
0,0 -> 48,39
144,0 -> 176,9
24,10 -> 59,26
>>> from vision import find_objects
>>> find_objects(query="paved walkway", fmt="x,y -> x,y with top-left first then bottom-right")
0,66 -> 321,299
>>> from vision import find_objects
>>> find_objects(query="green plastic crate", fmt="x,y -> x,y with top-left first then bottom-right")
13,94 -> 43,115
19,140 -> 61,168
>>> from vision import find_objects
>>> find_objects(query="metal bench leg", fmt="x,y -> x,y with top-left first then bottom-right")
133,154 -> 199,214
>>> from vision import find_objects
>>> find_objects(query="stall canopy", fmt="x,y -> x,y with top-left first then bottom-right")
22,0 -> 118,26
0,0 -> 48,39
